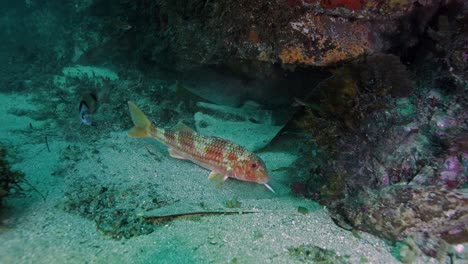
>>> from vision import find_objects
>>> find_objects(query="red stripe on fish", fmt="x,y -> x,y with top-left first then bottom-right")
179,131 -> 195,150
227,152 -> 238,161
164,130 -> 176,144
204,145 -> 224,164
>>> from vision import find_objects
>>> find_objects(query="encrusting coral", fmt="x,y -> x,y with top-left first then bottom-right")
289,49 -> 467,261
335,186 -> 468,261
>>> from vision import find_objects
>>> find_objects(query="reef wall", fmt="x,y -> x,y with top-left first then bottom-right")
129,0 -> 442,71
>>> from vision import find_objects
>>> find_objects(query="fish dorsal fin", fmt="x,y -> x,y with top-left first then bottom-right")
174,121 -> 195,133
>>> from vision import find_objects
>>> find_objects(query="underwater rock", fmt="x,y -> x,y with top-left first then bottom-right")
396,234 -> 451,263
288,48 -> 467,261
426,1 -> 468,88
73,0 -> 443,72
0,144 -> 25,209
292,50 -> 467,198
428,101 -> 468,189
62,65 -> 119,82
148,0 -> 442,70
287,244 -> 350,263
296,53 -> 413,132
194,101 -> 288,151
333,186 -> 468,258
439,155 -> 466,189
196,101 -> 274,126
290,53 -> 422,198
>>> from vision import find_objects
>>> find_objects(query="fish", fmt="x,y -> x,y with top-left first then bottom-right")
127,101 -> 274,193
79,92 -> 98,125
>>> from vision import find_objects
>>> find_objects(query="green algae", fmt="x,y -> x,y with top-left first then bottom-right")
288,244 -> 350,263
225,197 -> 241,208
297,206 -> 309,215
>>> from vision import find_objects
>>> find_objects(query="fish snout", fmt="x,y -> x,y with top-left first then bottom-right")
254,168 -> 270,184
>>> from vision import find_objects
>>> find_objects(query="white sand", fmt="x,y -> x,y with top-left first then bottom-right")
0,93 -> 401,263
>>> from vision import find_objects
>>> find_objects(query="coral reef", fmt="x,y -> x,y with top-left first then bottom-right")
335,186 -> 467,261
289,30 -> 467,260
50,0 -> 444,73
425,1 -> 468,89
337,186 -> 468,242
294,58 -> 466,189
294,53 -> 413,155
295,88 -> 467,259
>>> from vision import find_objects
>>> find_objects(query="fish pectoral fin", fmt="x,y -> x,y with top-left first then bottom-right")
168,148 -> 186,159
208,171 -> 228,185
226,167 -> 235,178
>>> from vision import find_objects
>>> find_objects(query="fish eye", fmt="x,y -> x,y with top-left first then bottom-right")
251,162 -> 258,169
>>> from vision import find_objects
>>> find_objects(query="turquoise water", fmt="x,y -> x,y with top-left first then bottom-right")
1,1 -> 467,264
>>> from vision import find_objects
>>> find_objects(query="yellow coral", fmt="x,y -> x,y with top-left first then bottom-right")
278,46 -> 316,65
320,44 -> 365,65
320,49 -> 348,65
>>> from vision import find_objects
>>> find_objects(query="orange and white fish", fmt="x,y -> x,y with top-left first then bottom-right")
127,101 -> 274,193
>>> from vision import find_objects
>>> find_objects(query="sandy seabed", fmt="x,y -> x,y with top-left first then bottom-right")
0,93 -> 411,264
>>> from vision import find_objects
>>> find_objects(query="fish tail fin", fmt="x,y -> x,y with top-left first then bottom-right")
127,101 -> 154,138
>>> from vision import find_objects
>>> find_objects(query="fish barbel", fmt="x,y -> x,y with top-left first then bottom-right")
127,101 -> 274,193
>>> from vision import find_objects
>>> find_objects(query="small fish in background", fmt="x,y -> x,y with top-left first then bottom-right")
79,92 -> 98,126
127,101 -> 275,193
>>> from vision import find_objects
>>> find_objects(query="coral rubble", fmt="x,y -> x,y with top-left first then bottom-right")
62,178 -> 157,239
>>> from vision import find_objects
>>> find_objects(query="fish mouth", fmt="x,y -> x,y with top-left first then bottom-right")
255,177 -> 268,184
258,172 -> 270,184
